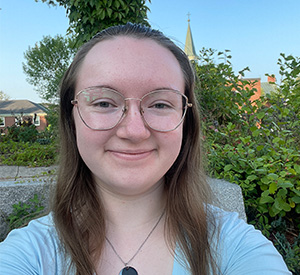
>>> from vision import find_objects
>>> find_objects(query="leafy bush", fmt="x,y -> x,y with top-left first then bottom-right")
270,218 -> 300,274
0,116 -> 58,166
0,140 -> 57,167
5,124 -> 38,143
2,194 -> 45,241
195,49 -> 300,273
43,103 -> 59,142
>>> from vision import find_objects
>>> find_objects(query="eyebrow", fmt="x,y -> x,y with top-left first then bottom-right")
79,85 -> 181,95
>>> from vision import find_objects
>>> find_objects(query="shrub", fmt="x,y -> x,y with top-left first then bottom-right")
195,49 -> 300,273
0,140 -> 57,167
5,124 -> 38,143
2,194 -> 45,241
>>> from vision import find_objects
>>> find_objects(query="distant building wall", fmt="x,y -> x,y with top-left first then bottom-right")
0,115 -> 47,134
248,78 -> 261,102
37,115 -> 48,131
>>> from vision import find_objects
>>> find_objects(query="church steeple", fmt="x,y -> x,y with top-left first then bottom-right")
184,13 -> 198,61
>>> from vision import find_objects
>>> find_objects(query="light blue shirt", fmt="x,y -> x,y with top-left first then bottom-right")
0,209 -> 291,274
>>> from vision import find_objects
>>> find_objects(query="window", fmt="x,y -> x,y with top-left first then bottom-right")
0,117 -> 5,127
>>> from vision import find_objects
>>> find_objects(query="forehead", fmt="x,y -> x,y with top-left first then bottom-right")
76,36 -> 185,94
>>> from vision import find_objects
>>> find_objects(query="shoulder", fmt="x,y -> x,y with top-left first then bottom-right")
210,207 -> 291,275
0,213 -> 69,274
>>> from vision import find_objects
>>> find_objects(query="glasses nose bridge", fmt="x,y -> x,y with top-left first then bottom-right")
123,97 -> 143,112
120,96 -> 147,129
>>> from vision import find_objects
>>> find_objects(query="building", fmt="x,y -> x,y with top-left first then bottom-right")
183,17 -> 277,101
184,15 -> 198,61
261,75 -> 278,95
0,100 -> 48,132
240,76 -> 278,102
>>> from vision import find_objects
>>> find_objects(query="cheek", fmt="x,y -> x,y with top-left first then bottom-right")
160,128 -> 183,161
73,108 -> 106,157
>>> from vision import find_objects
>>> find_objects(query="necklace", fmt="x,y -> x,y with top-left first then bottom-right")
105,210 -> 165,275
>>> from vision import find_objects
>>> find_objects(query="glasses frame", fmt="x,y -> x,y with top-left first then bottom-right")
71,87 -> 192,132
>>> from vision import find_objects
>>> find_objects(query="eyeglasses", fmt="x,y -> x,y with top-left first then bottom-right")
71,86 -> 192,132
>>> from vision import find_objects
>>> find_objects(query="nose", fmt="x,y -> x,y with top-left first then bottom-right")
115,100 -> 151,142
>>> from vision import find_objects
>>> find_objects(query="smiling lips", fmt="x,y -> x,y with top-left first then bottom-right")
108,149 -> 154,161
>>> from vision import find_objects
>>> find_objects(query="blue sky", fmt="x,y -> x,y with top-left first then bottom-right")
0,0 -> 300,102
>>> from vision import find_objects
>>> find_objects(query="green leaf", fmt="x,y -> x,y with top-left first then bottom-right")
107,8 -> 113,17
279,171 -> 288,177
269,182 -> 277,194
277,188 -> 287,198
247,174 -> 258,181
272,137 -> 281,144
280,201 -> 291,212
294,164 -> 300,174
270,203 -> 281,216
274,198 -> 282,210
100,9 -> 105,20
250,125 -> 258,132
278,181 -> 293,189
292,196 -> 300,203
114,0 -> 120,8
282,108 -> 290,116
257,112 -> 265,119
260,196 -> 274,204
267,173 -> 278,181
256,145 -> 264,151
288,168 -> 297,175
224,164 -> 233,172
240,136 -> 251,144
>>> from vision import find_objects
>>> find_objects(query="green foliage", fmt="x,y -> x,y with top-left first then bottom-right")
3,194 -> 45,241
36,0 -> 151,46
0,90 -> 11,100
0,140 -> 57,167
270,218 -> 300,274
43,104 -> 59,142
2,114 -> 39,143
195,48 -> 251,127
0,115 -> 58,166
5,124 -> 38,143
23,35 -> 76,103
196,49 -> 300,272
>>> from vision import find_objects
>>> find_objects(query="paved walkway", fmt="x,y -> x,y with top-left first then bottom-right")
0,165 -> 57,182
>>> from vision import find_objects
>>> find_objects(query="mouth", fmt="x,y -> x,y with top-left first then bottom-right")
108,149 -> 154,161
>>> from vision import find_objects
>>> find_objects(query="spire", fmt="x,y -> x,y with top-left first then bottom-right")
184,13 -> 198,61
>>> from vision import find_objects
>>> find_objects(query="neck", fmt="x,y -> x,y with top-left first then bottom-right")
98,178 -> 167,229
95,179 -> 173,275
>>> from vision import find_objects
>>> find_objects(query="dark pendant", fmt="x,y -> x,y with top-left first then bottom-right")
121,266 -> 138,275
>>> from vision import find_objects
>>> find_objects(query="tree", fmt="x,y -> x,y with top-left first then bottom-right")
22,35 -> 76,103
194,48 -> 251,127
36,0 -> 151,46
0,91 -> 11,100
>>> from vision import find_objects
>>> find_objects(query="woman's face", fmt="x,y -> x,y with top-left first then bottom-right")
73,37 -> 185,197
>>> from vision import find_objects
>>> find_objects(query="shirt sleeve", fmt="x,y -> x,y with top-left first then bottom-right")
216,210 -> 292,275
0,215 -> 66,275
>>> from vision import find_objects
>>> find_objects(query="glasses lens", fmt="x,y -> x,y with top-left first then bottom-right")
76,87 -> 124,130
141,90 -> 186,131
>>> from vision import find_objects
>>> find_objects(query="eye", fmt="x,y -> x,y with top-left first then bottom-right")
152,102 -> 172,109
90,98 -> 121,113
93,100 -> 116,108
147,100 -> 174,110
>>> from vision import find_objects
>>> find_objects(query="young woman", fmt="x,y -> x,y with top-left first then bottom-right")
0,23 -> 291,275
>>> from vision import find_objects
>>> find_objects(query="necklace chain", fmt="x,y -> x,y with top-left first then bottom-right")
105,210 -> 165,267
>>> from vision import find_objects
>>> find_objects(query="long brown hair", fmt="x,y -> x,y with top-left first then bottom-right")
53,23 -> 217,274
